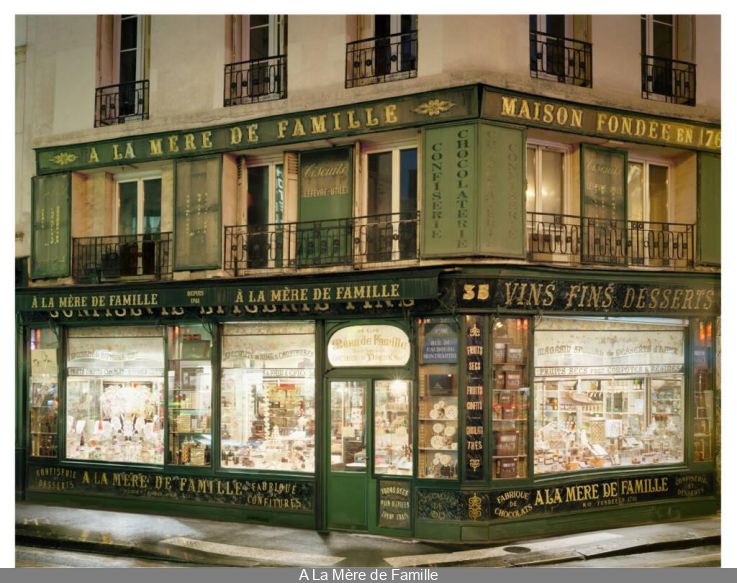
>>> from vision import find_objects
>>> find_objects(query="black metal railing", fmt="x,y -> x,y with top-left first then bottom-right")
346,30 -> 418,88
94,80 -> 150,127
72,232 -> 172,282
224,212 -> 419,275
224,55 -> 287,106
530,31 -> 592,87
642,55 -> 696,106
527,212 -> 694,268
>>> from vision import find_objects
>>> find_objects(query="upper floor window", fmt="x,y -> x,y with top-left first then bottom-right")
95,15 -> 150,126
245,160 -> 285,268
525,143 -> 566,218
117,175 -> 162,236
224,15 -> 287,106
364,146 -> 418,262
641,15 -> 695,105
530,15 -> 592,87
346,15 -> 418,88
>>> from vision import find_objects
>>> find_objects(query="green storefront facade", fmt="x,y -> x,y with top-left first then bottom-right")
16,84 -> 720,542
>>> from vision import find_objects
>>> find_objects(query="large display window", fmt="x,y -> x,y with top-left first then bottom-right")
29,328 -> 59,458
533,317 -> 686,474
221,322 -> 316,472
66,326 -> 165,464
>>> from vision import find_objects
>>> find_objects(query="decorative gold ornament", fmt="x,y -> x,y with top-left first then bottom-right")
469,457 -> 481,471
467,493 -> 483,520
413,99 -> 456,117
50,152 -> 78,166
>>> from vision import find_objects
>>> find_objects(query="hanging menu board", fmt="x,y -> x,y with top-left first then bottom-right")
175,157 -> 222,270
465,316 -> 484,480
31,174 -> 71,279
421,318 -> 459,363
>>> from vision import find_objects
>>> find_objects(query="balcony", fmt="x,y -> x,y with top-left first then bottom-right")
94,80 -> 150,127
642,55 -> 696,106
72,233 -> 172,283
224,55 -> 287,106
527,212 -> 694,268
530,31 -> 592,87
346,30 -> 418,88
224,212 -> 419,275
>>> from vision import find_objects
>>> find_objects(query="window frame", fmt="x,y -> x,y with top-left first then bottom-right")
114,171 -> 163,237
626,155 -> 674,225
525,140 -> 573,217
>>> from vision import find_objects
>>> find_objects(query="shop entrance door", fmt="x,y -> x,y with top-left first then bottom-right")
326,378 -> 413,533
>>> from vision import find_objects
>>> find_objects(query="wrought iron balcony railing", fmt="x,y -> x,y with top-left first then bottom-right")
94,80 -> 150,127
224,212 -> 419,275
224,55 -> 287,106
72,232 -> 172,283
527,212 -> 694,268
642,54 -> 696,106
530,31 -> 592,87
346,30 -> 418,88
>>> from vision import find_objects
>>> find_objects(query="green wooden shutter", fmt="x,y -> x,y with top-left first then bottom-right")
698,153 -> 721,265
31,173 -> 71,279
174,156 -> 222,270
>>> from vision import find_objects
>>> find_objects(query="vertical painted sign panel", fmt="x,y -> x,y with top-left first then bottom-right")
422,124 -> 477,257
465,315 -> 484,480
298,148 -> 353,266
698,153 -> 721,265
175,157 -> 222,270
31,174 -> 71,279
477,123 -> 526,257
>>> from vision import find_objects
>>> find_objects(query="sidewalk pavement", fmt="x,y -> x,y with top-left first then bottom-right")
15,502 -> 720,568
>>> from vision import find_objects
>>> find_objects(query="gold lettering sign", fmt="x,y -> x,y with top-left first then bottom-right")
485,89 -> 720,153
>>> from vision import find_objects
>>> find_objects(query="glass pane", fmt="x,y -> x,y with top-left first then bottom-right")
221,322 -> 316,472
274,164 -> 284,223
540,150 -> 563,215
693,320 -> 715,462
249,22 -> 270,60
250,15 -> 269,27
167,324 -> 212,466
545,15 -> 565,37
533,318 -> 686,475
374,380 -> 412,476
492,317 -> 529,479
368,152 -> 393,216
29,329 -> 59,458
143,179 -> 161,234
648,164 -> 669,223
399,149 -> 418,260
247,166 -> 270,268
330,381 -> 367,472
118,182 -> 138,235
526,147 -> 537,214
627,162 -> 644,221
120,16 -> 138,51
653,17 -> 673,58
66,327 -> 165,464
418,317 -> 459,479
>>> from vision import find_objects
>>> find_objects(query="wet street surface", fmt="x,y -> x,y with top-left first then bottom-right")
16,546 -> 205,568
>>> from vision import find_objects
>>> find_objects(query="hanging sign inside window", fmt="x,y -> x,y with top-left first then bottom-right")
328,325 -> 410,367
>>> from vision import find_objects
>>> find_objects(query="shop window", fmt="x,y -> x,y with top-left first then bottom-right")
29,328 -> 59,458
364,147 -> 418,262
225,15 -> 287,105
246,163 -> 285,268
374,380 -> 413,476
331,381 -> 367,472
491,317 -> 530,480
641,15 -> 695,105
533,317 -> 686,475
66,326 -> 165,464
220,322 -> 315,472
115,175 -> 162,276
529,15 -> 592,87
167,324 -> 212,466
692,319 -> 715,462
95,15 -> 150,125
417,317 -> 460,480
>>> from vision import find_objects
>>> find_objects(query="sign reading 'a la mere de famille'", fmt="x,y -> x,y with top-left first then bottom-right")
36,87 -> 476,175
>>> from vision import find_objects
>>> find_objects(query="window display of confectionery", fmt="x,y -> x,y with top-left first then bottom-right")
29,328 -> 59,458
65,326 -> 166,464
534,317 -> 686,475
220,322 -> 316,472
373,380 -> 413,476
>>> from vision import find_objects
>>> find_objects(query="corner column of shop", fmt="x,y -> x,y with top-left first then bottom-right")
16,84 -> 720,542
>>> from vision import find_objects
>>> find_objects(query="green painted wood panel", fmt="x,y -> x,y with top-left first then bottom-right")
698,153 -> 721,265
422,124 -> 477,257
31,174 -> 71,279
174,157 -> 222,270
477,123 -> 526,257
